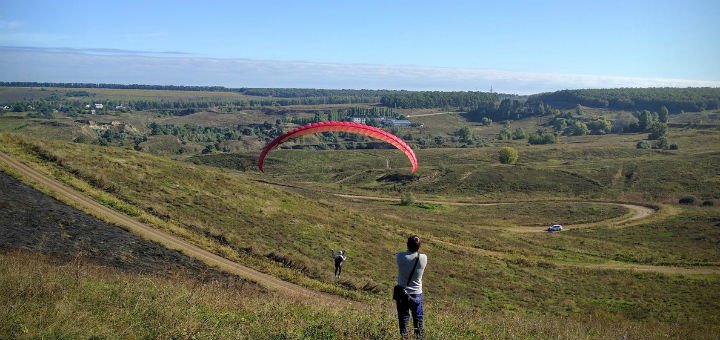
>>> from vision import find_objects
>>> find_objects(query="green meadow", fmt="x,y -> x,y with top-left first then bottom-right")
1,86 -> 719,338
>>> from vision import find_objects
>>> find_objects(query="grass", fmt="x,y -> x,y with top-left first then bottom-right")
223,121 -> 720,202
541,207 -> 720,266
0,117 -> 30,131
2,99 -> 720,337
0,134 -> 364,299
2,133 -> 720,334
2,251 -> 718,339
346,199 -> 628,227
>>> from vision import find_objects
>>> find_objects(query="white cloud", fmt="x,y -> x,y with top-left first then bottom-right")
0,46 -> 718,94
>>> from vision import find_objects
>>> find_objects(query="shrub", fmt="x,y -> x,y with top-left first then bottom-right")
400,192 -> 415,206
648,122 -> 668,140
438,162 -> 448,173
498,147 -> 519,165
702,200 -> 715,207
512,128 -> 527,140
669,143 -> 679,150
636,141 -> 651,149
528,131 -> 557,145
653,137 -> 669,150
497,128 -> 512,141
679,195 -> 697,205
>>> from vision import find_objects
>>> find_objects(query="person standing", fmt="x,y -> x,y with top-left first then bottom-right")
395,235 -> 427,339
333,250 -> 347,278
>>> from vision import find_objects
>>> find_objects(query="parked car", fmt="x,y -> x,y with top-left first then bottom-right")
547,224 -> 563,232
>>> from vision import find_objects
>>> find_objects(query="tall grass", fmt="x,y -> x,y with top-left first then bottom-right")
2,133 -> 720,336
2,251 -> 717,339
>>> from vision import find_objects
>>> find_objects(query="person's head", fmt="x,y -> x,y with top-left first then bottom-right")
406,235 -> 421,253
340,250 -> 345,255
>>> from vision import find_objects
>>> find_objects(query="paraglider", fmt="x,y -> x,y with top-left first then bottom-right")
258,121 -> 418,173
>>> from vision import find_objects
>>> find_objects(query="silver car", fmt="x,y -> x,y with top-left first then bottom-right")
547,224 -> 563,232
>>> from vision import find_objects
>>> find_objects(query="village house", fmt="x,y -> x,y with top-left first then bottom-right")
350,116 -> 367,124
381,119 -> 413,128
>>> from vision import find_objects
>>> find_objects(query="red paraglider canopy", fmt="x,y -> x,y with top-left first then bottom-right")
258,121 -> 418,173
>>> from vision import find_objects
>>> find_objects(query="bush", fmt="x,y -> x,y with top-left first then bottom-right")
701,200 -> 715,207
653,137 -> 669,150
679,195 -> 697,205
498,147 -> 519,165
400,192 -> 415,206
636,141 -> 651,149
497,128 -> 512,141
669,143 -> 679,150
528,131 -> 557,145
648,122 -> 668,140
512,128 -> 527,140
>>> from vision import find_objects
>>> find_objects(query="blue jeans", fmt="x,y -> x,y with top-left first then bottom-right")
396,293 -> 423,339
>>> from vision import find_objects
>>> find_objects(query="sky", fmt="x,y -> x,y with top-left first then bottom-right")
1,0 -> 718,94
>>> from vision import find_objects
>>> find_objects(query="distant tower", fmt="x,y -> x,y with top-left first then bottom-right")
490,85 -> 493,93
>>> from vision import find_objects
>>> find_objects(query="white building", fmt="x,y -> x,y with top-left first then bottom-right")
350,116 -> 367,124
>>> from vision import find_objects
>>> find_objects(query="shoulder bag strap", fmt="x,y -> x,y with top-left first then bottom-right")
405,254 -> 421,287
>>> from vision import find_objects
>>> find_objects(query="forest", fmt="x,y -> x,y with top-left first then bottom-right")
532,88 -> 720,113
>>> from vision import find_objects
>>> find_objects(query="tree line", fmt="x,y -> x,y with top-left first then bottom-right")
379,91 -> 499,109
0,82 -> 389,103
0,82 -> 229,92
532,88 -> 720,113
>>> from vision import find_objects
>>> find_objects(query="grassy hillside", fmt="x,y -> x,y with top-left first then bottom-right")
2,133 -> 720,339
1,86 -> 719,337
8,251 -> 713,339
204,124 -> 719,202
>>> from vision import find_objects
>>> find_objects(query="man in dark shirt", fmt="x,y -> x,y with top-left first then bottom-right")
333,250 -> 347,278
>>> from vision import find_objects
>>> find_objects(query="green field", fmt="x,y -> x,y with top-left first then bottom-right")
1,86 -> 720,338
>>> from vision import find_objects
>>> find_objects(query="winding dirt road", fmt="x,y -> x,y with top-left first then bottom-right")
0,151 -> 347,305
335,193 -> 657,231
334,193 -> 720,274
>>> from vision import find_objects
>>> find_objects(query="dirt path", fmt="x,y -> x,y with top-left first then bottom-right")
243,182 -> 716,276
0,152 -> 347,305
335,194 -> 720,274
508,203 -> 657,233
334,193 -> 656,231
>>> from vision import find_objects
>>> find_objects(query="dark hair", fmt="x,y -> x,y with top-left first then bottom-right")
407,235 -> 421,253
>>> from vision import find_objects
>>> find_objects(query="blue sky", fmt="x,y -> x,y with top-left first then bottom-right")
1,0 -> 718,93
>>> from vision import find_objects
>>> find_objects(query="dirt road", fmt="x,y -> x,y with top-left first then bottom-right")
0,151 -> 347,305
335,194 -> 720,274
335,193 -> 656,231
